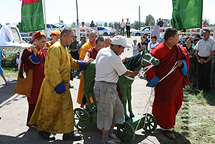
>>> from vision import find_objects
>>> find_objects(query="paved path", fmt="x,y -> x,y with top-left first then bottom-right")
0,76 -> 170,144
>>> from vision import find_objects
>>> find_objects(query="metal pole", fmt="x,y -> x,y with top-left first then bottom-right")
42,0 -> 47,45
139,6 -> 140,30
76,0 -> 80,41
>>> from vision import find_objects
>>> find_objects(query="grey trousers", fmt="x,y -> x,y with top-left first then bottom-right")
94,81 -> 124,131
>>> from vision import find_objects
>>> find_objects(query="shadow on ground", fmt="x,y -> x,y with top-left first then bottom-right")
0,80 -> 20,106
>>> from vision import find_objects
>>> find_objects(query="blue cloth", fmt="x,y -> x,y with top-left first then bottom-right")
0,49 -> 3,74
133,51 -> 138,56
54,82 -> 66,94
77,60 -> 86,71
146,75 -> 160,87
30,53 -> 41,64
179,59 -> 187,76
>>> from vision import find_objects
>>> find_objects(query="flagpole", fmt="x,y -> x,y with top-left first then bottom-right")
76,0 -> 80,41
42,0 -> 47,37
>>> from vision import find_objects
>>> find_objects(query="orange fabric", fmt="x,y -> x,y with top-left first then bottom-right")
46,41 -> 54,48
76,73 -> 93,104
79,41 -> 94,60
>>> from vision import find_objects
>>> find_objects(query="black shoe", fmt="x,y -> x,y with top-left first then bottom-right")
63,133 -> 82,141
38,131 -> 55,141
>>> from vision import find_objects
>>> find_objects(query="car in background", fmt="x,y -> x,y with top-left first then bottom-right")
97,27 -> 110,36
132,26 -> 153,36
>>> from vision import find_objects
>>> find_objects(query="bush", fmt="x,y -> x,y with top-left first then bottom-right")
2,53 -> 17,68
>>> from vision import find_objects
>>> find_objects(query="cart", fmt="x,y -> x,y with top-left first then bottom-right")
74,61 -> 158,143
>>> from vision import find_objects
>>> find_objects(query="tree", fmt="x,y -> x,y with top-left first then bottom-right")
70,22 -> 76,28
145,14 -> 155,26
0,23 -> 2,28
130,21 -> 145,30
149,19 -> 155,26
108,22 -> 112,27
60,20 -> 64,23
85,22 -> 90,27
104,22 -> 107,27
202,18 -> 210,26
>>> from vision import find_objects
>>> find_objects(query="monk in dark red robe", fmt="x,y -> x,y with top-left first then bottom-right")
21,32 -> 47,126
146,28 -> 189,139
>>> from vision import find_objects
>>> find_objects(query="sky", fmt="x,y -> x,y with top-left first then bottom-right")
0,0 -> 215,25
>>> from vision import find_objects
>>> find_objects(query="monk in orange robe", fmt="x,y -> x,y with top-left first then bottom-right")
77,31 -> 97,107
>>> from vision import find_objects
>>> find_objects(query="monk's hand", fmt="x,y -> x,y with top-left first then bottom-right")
85,58 -> 94,65
132,70 -> 139,77
177,60 -> 183,68
122,57 -> 129,63
30,44 -> 37,56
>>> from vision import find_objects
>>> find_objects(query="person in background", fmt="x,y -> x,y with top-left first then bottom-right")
126,18 -> 131,38
132,39 -> 138,55
144,33 -> 150,48
80,22 -> 86,33
110,26 -> 116,37
148,35 -> 159,52
184,37 -> 196,90
0,49 -> 9,85
21,32 -> 47,126
195,29 -> 215,92
90,21 -> 95,27
104,37 -> 111,48
46,29 -> 61,48
77,31 -> 97,107
137,36 -> 147,53
76,34 -> 87,56
120,18 -> 126,36
81,36 -> 105,109
69,35 -> 79,60
157,18 -> 163,27
160,29 -> 165,39
15,52 -> 20,70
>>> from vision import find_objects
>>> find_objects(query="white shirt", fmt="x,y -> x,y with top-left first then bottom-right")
195,38 -> 215,57
133,44 -> 138,50
121,21 -> 126,28
110,28 -> 116,33
126,21 -> 130,26
148,42 -> 159,52
160,32 -> 165,39
95,47 -> 127,83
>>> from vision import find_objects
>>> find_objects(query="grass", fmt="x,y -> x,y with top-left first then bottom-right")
172,86 -> 215,144
2,67 -> 18,78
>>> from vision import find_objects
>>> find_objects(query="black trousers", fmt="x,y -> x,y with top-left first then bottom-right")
197,56 -> 211,91
126,26 -> 130,37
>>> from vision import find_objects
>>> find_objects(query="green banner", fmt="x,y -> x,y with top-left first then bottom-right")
20,0 -> 45,32
171,0 -> 203,30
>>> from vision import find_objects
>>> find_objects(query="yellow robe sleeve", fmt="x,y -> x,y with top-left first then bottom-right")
45,46 -> 62,88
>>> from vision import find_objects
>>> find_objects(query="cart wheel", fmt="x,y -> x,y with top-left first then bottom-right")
142,113 -> 157,133
117,122 -> 135,143
74,108 -> 90,131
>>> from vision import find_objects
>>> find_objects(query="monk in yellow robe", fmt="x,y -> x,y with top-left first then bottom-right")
29,27 -> 92,141
46,29 -> 61,48
77,31 -> 97,107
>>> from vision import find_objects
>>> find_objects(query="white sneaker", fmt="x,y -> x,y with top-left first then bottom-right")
109,134 -> 121,143
101,138 -> 116,144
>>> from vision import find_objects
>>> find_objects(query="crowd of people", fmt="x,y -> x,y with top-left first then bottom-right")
0,20 -> 215,143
